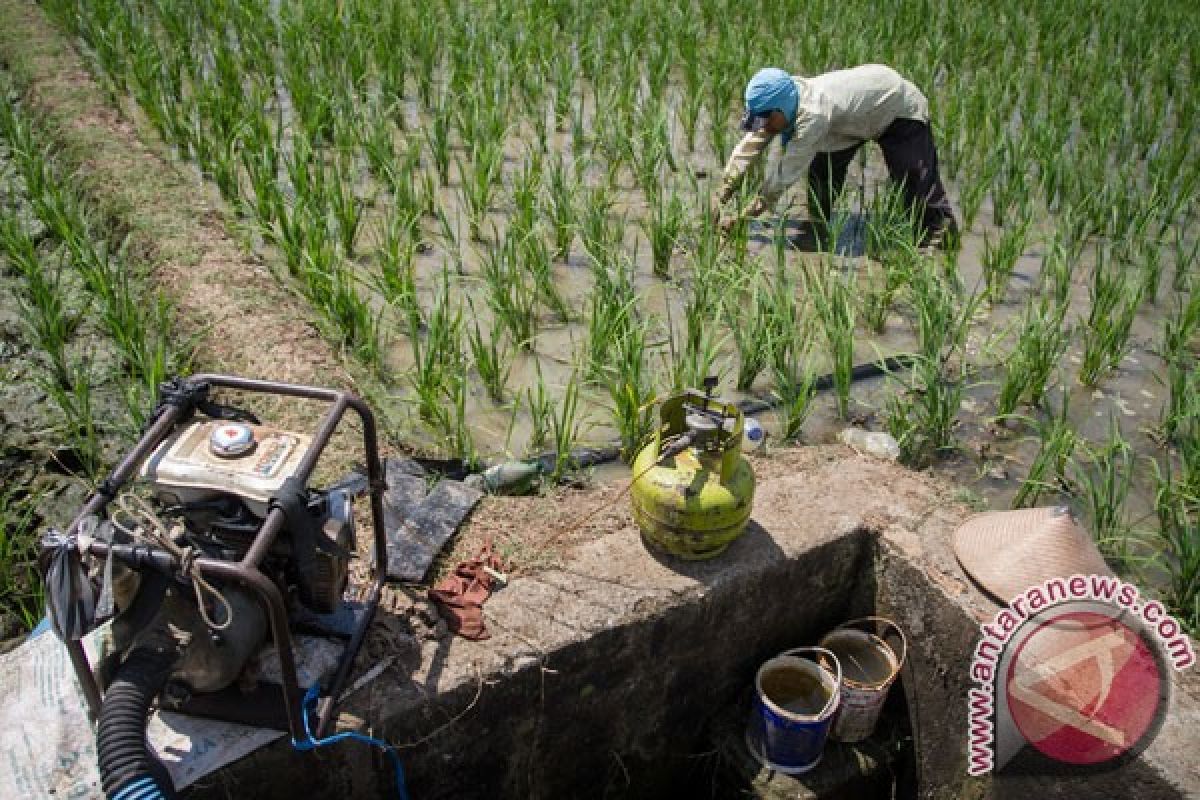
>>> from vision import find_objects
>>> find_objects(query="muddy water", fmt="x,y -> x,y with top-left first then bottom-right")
83,57 -> 1198,547
760,663 -> 834,716
821,632 -> 895,687
31,13 -> 1194,604
363,129 -> 1187,533
35,0 -> 1192,561
363,127 -> 1194,628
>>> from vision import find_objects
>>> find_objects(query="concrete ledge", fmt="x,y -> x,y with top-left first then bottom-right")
193,450 -> 1199,799
874,496 -> 1200,799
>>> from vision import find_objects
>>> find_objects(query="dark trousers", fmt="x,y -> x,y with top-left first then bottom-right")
807,117 -> 956,239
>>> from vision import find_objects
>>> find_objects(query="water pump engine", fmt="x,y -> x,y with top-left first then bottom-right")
42,375 -> 390,800
139,419 -> 353,616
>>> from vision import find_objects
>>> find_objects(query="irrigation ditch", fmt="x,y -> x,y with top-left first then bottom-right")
188,451 -> 1200,799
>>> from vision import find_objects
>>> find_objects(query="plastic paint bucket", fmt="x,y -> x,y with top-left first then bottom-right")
818,617 -> 906,743
745,647 -> 842,774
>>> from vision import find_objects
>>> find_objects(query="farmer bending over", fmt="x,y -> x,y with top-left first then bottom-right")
712,65 -> 957,248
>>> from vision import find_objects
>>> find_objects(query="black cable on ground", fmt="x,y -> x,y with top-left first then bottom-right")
414,355 -> 918,480
736,354 -> 916,415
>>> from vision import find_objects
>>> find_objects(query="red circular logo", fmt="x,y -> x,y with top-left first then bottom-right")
1005,610 -> 1163,766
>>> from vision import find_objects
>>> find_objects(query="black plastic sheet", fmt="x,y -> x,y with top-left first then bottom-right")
41,528 -> 97,641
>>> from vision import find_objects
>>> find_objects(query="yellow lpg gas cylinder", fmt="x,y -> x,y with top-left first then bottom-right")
631,388 -> 755,559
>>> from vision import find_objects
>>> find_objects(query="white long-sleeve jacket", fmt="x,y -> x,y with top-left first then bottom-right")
717,64 -> 929,207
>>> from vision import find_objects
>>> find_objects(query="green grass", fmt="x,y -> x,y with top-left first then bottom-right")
884,256 -> 979,463
1,80 -> 182,429
803,259 -> 856,419
724,272 -> 773,391
0,485 -> 46,637
858,243 -> 916,335
886,353 -> 968,465
407,268 -> 464,427
605,313 -> 656,460
584,253 -> 638,381
772,346 -> 818,442
524,361 -> 554,453
1071,421 -> 1136,564
1153,460 -> 1199,634
548,372 -> 589,482
467,302 -> 514,404
641,188 -> 685,278
0,217 -> 77,386
981,213 -> 1032,304
1011,387 -> 1078,508
1078,252 -> 1145,387
995,292 -> 1071,419
544,152 -> 578,261
480,230 -> 539,350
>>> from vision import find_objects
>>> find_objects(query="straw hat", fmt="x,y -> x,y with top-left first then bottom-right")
952,506 -> 1113,604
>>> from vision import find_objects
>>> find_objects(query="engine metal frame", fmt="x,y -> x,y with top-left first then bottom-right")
57,374 -> 389,739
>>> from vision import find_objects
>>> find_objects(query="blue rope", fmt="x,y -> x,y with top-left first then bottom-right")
292,684 -> 410,800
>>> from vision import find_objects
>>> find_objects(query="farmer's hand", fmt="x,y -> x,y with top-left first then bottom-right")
744,196 -> 769,218
718,211 -> 739,235
718,196 -> 768,236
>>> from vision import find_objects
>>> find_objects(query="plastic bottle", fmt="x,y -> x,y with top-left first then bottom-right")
474,460 -> 543,495
742,417 -> 767,452
838,428 -> 900,461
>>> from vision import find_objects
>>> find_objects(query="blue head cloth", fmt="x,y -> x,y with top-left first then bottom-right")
744,68 -> 799,145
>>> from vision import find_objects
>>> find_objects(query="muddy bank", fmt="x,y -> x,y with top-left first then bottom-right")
195,446 -> 1200,799
0,122 -> 128,642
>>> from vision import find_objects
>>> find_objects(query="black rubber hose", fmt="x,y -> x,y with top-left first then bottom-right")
421,354 -> 919,481
96,644 -> 180,800
538,355 -> 918,467
735,354 -> 915,415
97,570 -> 171,692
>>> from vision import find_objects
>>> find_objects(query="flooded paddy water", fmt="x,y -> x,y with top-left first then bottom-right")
328,136 -> 1191,531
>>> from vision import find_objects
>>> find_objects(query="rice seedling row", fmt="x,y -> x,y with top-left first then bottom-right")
0,85 -> 184,635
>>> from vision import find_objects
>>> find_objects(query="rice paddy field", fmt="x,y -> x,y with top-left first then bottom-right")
0,0 -> 1196,637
